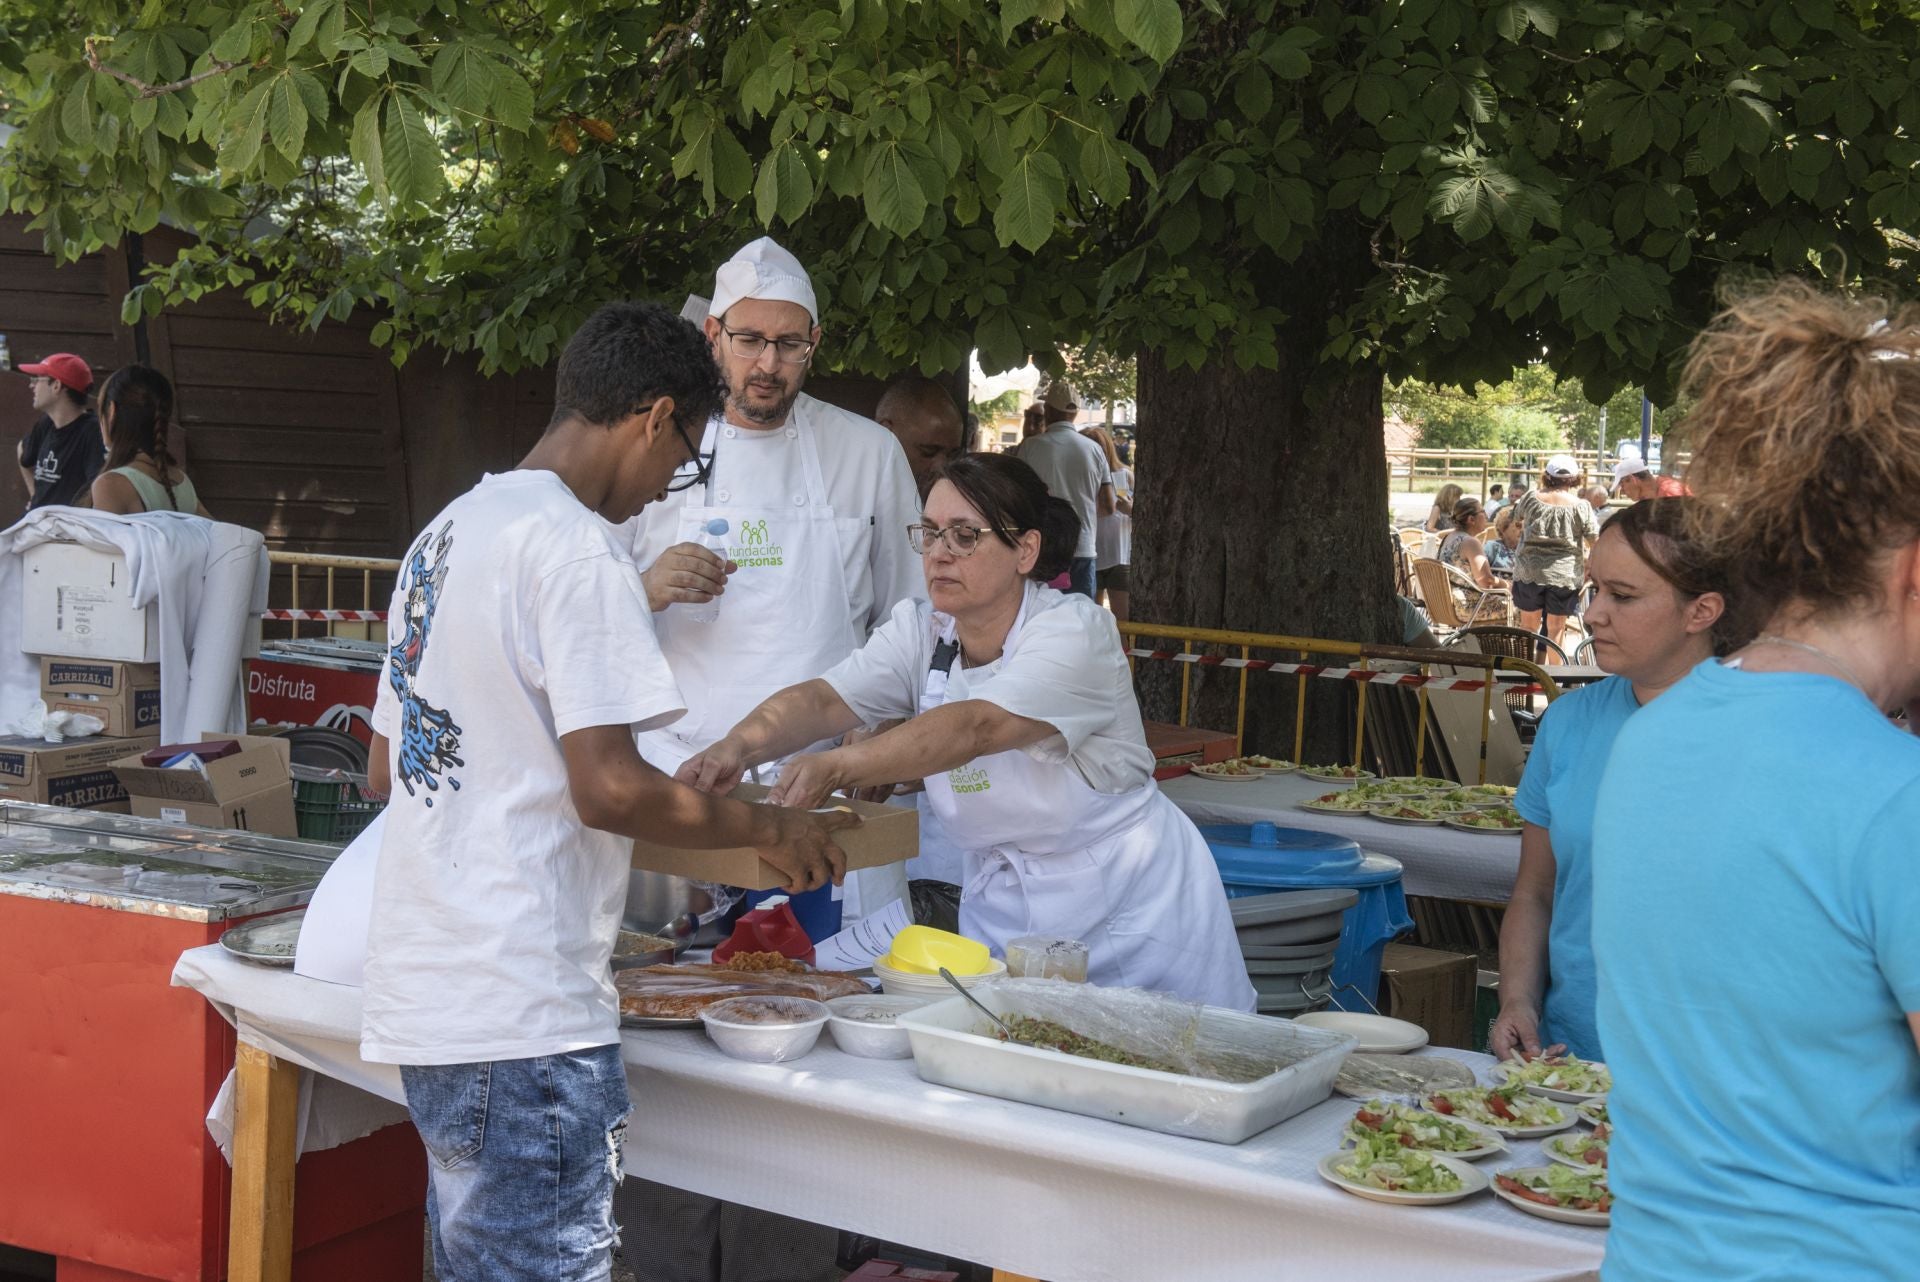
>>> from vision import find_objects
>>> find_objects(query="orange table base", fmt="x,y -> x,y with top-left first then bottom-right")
0,893 -> 424,1282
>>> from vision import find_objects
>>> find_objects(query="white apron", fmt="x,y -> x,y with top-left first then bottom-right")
920,609 -> 1255,1011
634,411 -> 905,918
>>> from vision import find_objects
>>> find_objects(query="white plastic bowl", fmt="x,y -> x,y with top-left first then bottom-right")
698,996 -> 830,1063
873,956 -> 1007,998
824,994 -> 928,1059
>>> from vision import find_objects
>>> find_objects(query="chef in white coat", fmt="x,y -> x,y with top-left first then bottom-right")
680,453 -> 1254,1011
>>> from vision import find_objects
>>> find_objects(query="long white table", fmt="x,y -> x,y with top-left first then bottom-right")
173,946 -> 1602,1282
1161,772 -> 1523,902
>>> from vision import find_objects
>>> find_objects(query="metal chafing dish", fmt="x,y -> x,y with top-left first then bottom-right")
0,800 -> 338,923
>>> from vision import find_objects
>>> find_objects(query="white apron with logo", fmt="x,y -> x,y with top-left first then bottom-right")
636,410 -> 906,918
920,607 -> 1254,1011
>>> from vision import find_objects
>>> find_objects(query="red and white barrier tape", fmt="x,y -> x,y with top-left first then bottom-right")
1123,647 -> 1529,694
262,608 -> 388,622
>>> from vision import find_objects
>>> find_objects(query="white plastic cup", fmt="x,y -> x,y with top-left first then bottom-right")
683,518 -> 729,623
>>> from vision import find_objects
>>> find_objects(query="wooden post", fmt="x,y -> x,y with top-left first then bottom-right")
228,1042 -> 300,1282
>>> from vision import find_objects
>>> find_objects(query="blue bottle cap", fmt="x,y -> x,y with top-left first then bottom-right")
705,518 -> 730,536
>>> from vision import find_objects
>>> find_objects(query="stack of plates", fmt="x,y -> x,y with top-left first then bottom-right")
872,955 -> 1008,998
1229,888 -> 1359,1016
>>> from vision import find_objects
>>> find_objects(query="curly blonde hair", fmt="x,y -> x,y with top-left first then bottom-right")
1680,278 -> 1920,623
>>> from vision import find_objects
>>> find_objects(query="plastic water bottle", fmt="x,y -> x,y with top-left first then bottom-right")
683,518 -> 729,623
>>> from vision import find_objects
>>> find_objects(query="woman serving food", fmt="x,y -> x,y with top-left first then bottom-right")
680,454 -> 1254,1010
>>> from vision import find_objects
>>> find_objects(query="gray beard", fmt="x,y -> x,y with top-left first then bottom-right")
730,383 -> 801,426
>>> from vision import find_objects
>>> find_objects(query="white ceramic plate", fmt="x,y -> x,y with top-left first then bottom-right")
1298,800 -> 1372,815
1299,768 -> 1376,784
1576,1099 -> 1610,1128
1245,760 -> 1299,774
1491,1167 -> 1611,1226
1421,1093 -> 1577,1138
1316,1150 -> 1488,1206
1293,1011 -> 1429,1055
1342,1113 -> 1507,1162
1543,1133 -> 1608,1171
1188,766 -> 1262,782
1491,1060 -> 1613,1103
1444,817 -> 1523,835
1370,811 -> 1447,827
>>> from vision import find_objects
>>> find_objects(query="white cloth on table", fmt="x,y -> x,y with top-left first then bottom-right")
170,944 -> 1604,1282
1161,770 -> 1526,902
0,507 -> 267,743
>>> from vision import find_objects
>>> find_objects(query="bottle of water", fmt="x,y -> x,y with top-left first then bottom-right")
684,518 -> 730,623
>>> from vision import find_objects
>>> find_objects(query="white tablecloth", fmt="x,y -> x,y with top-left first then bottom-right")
1162,772 -> 1523,902
171,946 -> 1601,1282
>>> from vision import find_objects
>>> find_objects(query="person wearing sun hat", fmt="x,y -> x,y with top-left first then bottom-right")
15,352 -> 102,510
1612,455 -> 1693,501
1510,452 -> 1601,650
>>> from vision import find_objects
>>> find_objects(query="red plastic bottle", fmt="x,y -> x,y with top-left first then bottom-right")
712,898 -> 816,967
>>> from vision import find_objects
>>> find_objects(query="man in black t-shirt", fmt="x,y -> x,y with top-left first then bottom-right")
15,353 -> 100,509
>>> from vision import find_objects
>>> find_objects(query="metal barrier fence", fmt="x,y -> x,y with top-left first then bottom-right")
266,552 -> 400,641
1117,622 -> 1562,784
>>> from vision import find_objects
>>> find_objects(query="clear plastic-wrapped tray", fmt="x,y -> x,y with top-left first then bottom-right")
897,979 -> 1357,1144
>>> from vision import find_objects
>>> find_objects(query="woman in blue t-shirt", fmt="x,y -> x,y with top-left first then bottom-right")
1590,282 -> 1920,1282
1488,498 -> 1730,1061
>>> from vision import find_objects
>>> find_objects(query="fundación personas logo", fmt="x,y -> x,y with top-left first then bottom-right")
731,519 -> 784,568
946,764 -> 991,795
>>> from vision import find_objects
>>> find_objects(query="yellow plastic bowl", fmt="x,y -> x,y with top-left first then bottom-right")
881,925 -> 992,976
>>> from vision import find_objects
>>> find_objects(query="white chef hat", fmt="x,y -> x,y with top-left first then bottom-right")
710,237 -> 818,324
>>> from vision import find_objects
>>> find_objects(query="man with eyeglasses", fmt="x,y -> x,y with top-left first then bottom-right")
618,240 -> 921,1282
14,352 -> 101,510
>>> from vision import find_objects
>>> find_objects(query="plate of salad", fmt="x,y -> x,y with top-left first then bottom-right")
1444,807 -> 1525,834
1368,800 -> 1452,826
1343,1099 -> 1506,1161
1544,1129 -> 1609,1171
1492,1053 -> 1613,1102
1317,1134 -> 1488,1206
1448,783 -> 1518,805
1242,754 -> 1298,774
1190,760 -> 1262,782
1491,1165 -> 1612,1226
1298,791 -> 1379,815
1422,1082 -> 1574,1137
1576,1100 -> 1610,1129
1371,776 -> 1450,796
1298,764 -> 1376,784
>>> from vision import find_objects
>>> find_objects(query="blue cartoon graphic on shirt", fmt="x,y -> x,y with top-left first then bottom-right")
388,521 -> 463,805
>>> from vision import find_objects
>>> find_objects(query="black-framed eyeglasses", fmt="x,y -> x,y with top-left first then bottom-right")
907,522 -> 1019,556
719,325 -> 816,365
635,401 -> 712,493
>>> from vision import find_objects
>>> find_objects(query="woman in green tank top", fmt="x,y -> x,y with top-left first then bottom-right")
87,364 -> 212,517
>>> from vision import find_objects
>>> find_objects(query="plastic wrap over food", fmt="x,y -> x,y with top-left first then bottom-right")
898,979 -> 1359,1143
615,964 -> 870,1021
978,978 -> 1340,1083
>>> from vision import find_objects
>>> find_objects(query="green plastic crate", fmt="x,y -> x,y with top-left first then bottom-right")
291,770 -> 383,845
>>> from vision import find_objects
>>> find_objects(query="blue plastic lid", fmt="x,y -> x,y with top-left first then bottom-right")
1201,821 -> 1404,888
704,518 -> 730,536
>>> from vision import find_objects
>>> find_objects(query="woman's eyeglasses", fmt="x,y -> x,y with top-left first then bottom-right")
907,522 -> 1017,556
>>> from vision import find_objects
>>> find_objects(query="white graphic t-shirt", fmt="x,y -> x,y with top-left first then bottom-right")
362,470 -> 686,1065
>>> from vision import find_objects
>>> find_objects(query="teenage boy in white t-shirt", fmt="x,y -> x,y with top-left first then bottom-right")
361,301 -> 853,1282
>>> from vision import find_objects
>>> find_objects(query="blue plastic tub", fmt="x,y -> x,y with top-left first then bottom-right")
1201,821 -> 1414,1013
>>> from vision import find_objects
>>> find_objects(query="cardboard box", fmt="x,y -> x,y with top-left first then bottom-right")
1377,942 -> 1478,1050
40,658 -> 163,738
110,732 -> 297,837
20,542 -> 162,663
0,733 -> 161,811
630,783 -> 918,890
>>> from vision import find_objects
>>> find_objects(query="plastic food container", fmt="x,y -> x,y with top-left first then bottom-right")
824,994 -> 928,1059
873,955 -> 1007,997
698,996 -> 830,1063
1004,936 -> 1090,981
877,924 -> 993,976
898,983 -> 1357,1144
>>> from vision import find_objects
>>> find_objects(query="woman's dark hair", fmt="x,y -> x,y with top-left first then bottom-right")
1451,496 -> 1484,528
99,364 -> 180,510
548,300 -> 726,433
1605,497 -> 1749,653
932,453 -> 1078,582
1541,470 -> 1582,491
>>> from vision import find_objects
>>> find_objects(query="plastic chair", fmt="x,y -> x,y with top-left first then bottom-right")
1412,558 -> 1510,634
1453,626 -> 1568,713
1397,527 -> 1426,548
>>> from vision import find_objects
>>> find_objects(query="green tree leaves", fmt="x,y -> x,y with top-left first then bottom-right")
1115,0 -> 1183,63
994,153 -> 1068,251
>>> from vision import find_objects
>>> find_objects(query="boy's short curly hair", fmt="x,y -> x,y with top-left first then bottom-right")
548,302 -> 726,434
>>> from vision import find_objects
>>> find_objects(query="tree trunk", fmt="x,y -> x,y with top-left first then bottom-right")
1132,306 -> 1397,765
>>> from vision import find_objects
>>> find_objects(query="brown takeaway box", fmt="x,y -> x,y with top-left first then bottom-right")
1377,942 -> 1479,1051
630,782 -> 918,890
110,733 -> 298,838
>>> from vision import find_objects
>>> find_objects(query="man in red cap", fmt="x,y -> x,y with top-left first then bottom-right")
16,353 -> 101,510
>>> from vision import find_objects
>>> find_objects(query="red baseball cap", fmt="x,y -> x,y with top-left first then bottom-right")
20,353 -> 94,393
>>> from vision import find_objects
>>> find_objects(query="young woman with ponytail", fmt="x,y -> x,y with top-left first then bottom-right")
1590,280 -> 1920,1280
89,364 -> 210,516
